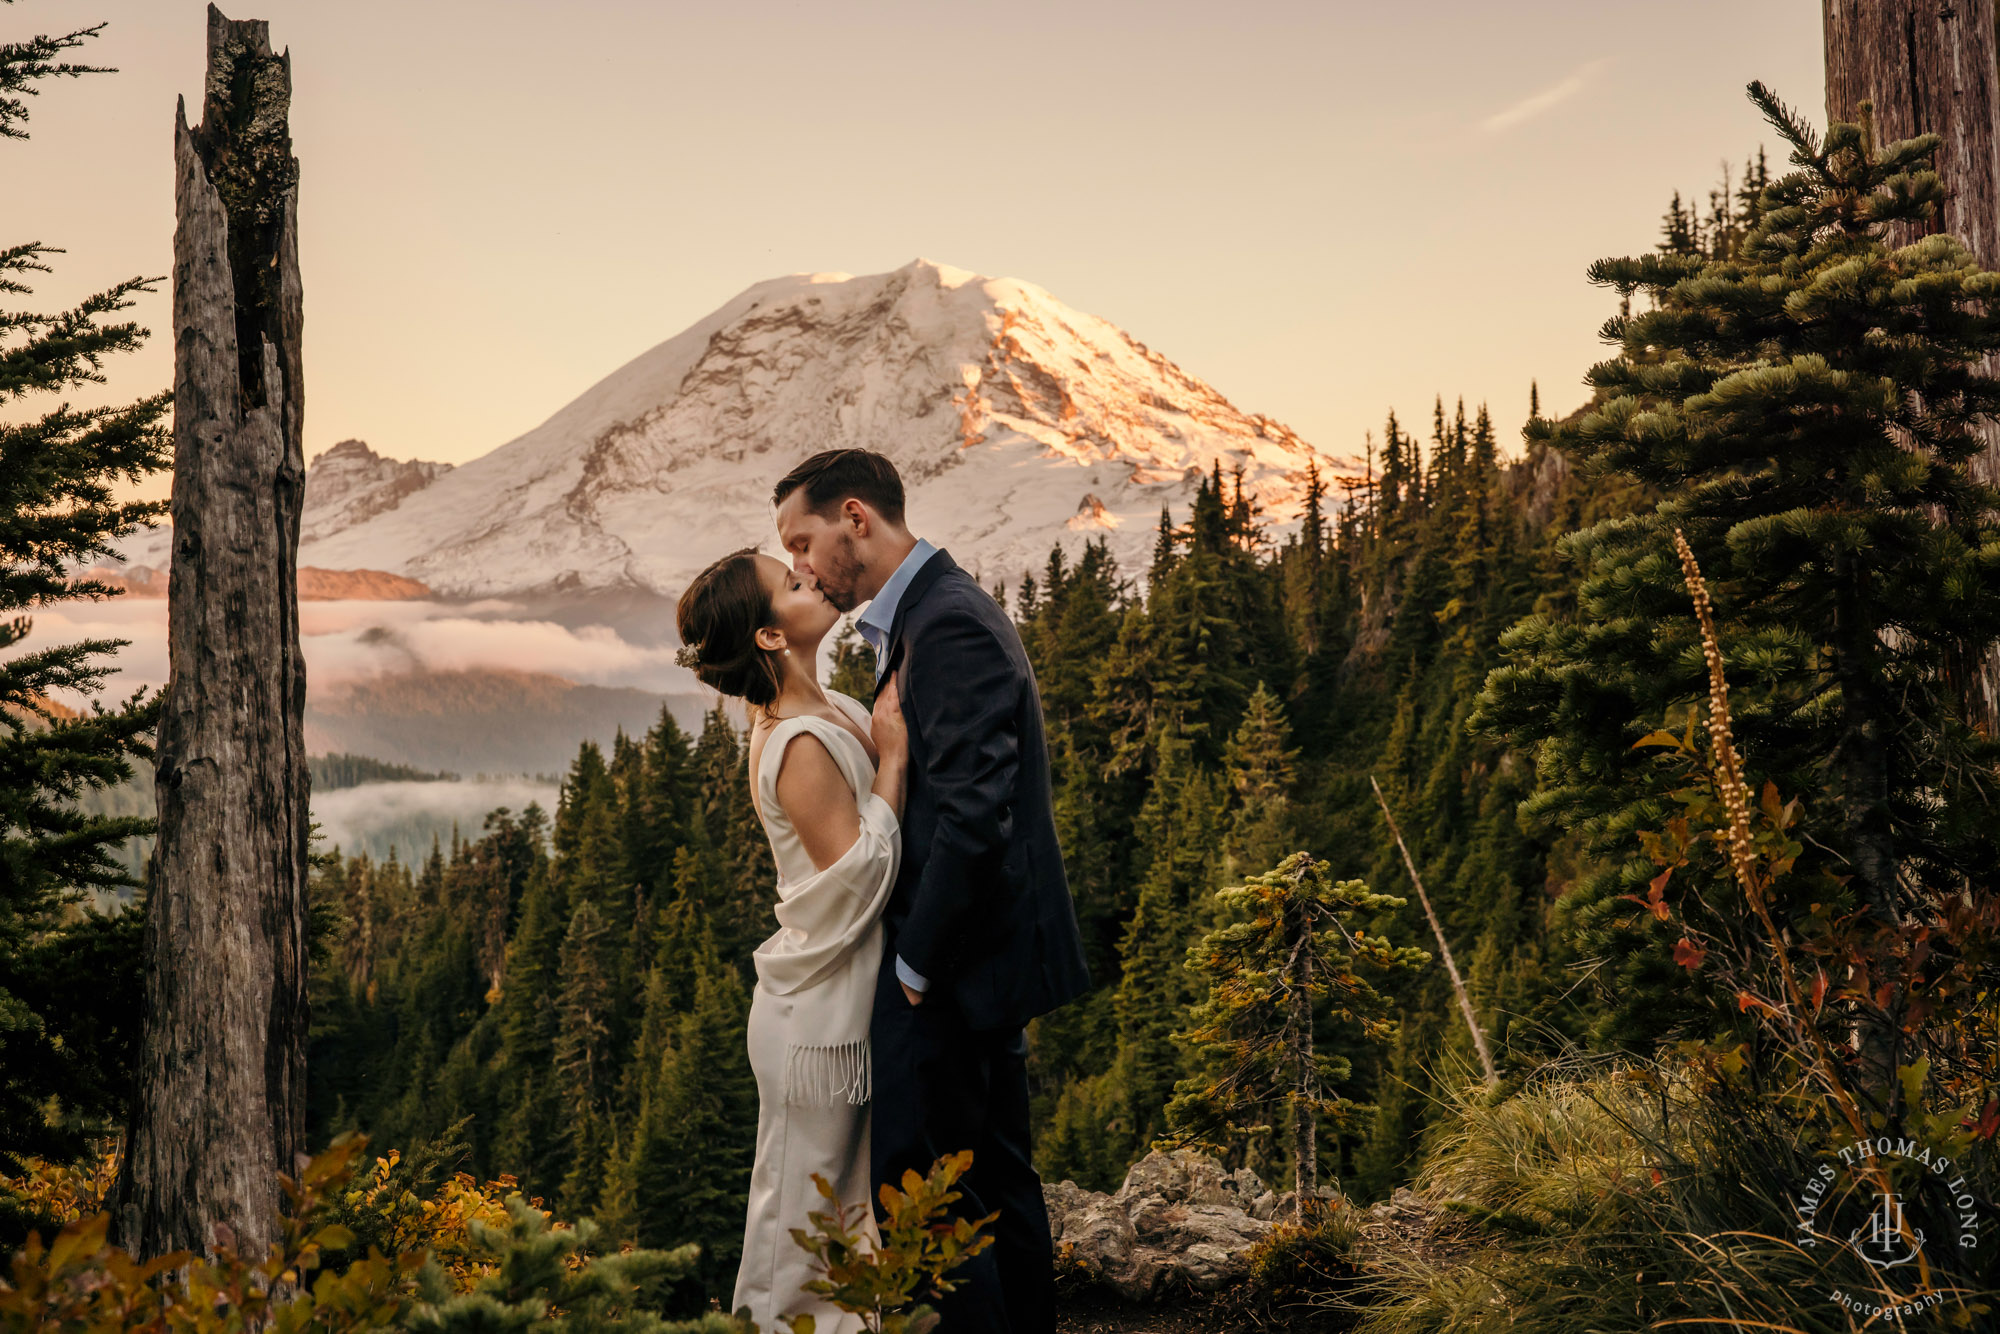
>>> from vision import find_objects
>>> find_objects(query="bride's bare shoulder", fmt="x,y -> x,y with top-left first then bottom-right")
769,728 -> 852,825
750,716 -> 833,820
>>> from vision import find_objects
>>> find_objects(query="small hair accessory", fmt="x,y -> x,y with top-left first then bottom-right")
675,644 -> 702,669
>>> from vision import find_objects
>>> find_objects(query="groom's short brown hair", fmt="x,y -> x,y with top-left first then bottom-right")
773,449 -> 906,525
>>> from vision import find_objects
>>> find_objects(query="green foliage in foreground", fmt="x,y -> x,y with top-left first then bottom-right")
1,1136 -> 993,1334
0,1135 -> 738,1334
775,1149 -> 995,1334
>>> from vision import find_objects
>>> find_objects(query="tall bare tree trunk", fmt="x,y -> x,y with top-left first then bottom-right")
1824,0 -> 2000,732
1288,920 -> 1320,1224
1371,777 -> 1500,1093
116,4 -> 307,1260
1285,880 -> 1318,1218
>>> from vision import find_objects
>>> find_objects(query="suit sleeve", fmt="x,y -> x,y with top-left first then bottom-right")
894,605 -> 1023,983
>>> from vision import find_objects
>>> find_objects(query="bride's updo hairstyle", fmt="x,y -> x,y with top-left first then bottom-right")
675,548 -> 785,711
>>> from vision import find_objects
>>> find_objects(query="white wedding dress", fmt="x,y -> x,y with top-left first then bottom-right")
732,691 -> 897,1333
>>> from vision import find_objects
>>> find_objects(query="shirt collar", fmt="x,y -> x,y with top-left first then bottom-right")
854,538 -> 939,659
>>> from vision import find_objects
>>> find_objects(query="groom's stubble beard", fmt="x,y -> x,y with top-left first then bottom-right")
819,531 -> 869,613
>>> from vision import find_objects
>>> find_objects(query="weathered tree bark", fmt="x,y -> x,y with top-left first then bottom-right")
115,4 -> 308,1260
1824,0 -> 2000,732
1371,777 -> 1500,1093
1286,934 -> 1317,1216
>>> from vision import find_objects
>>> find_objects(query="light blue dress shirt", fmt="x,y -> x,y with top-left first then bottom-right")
855,538 -> 938,682
853,539 -> 940,995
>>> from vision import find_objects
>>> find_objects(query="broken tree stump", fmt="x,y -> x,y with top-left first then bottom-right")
115,4 -> 309,1260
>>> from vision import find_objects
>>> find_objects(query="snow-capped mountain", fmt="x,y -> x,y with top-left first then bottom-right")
290,260 -> 1358,600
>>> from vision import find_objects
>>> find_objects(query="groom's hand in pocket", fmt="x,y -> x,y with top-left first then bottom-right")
900,980 -> 924,1007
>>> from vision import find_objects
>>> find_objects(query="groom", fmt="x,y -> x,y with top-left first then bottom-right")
774,449 -> 1092,1333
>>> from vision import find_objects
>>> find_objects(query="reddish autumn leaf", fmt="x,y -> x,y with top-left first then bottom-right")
1650,1167 -> 1664,1186
1968,1099 -> 2000,1141
1810,970 -> 1827,1015
1619,892 -> 1671,923
1673,938 -> 1706,970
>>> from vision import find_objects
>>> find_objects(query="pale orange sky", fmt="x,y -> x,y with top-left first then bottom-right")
9,0 -> 1824,496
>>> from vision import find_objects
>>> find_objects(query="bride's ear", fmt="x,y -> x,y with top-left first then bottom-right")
756,625 -> 788,655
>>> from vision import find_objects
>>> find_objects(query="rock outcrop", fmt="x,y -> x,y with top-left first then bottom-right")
1046,1152 -> 1465,1303
300,439 -> 451,545
1044,1150 -> 1279,1301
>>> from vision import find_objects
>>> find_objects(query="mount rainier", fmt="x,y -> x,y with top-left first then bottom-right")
126,259 -> 1359,607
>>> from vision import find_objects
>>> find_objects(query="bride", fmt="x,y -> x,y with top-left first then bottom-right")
674,547 -> 907,1333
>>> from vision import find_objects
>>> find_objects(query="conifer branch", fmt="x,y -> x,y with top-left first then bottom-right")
0,22 -> 113,139
1745,80 -> 1821,163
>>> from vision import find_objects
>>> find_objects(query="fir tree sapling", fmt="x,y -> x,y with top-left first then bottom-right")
1164,853 -> 1427,1214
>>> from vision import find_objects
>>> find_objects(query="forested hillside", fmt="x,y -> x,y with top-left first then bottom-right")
303,383 -> 1638,1297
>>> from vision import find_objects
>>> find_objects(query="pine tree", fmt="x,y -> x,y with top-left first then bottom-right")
1658,189 -> 1700,255
1165,853 -> 1426,1210
1221,683 -> 1298,879
553,900 -> 615,1210
0,15 -> 170,1171
614,922 -> 755,1294
1473,84 -> 2000,1058
688,708 -> 774,965
1107,737 -> 1223,1158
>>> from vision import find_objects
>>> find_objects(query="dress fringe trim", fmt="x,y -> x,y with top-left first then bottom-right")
783,1039 -> 871,1107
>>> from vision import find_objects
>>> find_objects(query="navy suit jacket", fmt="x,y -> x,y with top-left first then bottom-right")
874,549 -> 1092,1032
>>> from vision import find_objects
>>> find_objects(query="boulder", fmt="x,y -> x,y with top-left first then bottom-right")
1044,1149 -> 1275,1301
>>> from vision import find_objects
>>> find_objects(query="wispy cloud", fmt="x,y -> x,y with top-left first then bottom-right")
9,597 -> 702,701
1480,59 -> 1610,136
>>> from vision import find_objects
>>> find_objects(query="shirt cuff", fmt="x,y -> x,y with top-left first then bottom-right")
895,955 -> 930,993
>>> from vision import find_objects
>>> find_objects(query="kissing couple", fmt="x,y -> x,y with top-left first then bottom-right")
673,449 -> 1093,1333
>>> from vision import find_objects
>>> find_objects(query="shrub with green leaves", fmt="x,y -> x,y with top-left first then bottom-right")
772,1149 -> 995,1334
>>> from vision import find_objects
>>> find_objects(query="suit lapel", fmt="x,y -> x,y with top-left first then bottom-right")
873,548 -> 956,703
